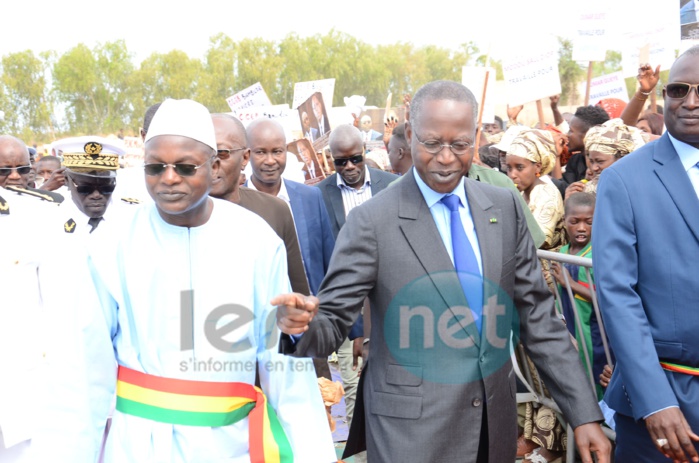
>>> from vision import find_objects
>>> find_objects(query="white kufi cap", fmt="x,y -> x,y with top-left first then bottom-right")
145,99 -> 216,151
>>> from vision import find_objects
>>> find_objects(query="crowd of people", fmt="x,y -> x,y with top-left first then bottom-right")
1,46 -> 699,463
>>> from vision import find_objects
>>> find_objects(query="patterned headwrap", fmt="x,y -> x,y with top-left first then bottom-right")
584,118 -> 645,158
506,129 -> 558,176
596,98 -> 627,119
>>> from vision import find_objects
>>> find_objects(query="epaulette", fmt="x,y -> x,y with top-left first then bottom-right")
0,194 -> 8,215
5,185 -> 64,203
121,197 -> 141,204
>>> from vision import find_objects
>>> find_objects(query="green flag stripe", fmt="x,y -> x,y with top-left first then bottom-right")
266,403 -> 294,462
116,397 -> 255,427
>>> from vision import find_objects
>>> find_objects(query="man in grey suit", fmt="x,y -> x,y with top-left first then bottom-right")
274,81 -> 610,463
315,125 -> 398,429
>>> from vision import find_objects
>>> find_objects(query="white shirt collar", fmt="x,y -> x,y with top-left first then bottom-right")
668,133 -> 699,173
336,166 -> 372,190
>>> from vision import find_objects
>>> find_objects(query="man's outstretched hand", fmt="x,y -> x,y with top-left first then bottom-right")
271,293 -> 319,336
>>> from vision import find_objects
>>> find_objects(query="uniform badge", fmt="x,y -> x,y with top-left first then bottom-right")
64,218 -> 77,233
84,141 -> 103,159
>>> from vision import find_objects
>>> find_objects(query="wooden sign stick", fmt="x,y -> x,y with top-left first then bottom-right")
473,69 -> 490,162
584,61 -> 594,106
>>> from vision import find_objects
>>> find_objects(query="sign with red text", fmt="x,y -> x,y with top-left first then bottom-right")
502,47 -> 561,106
579,72 -> 629,105
235,104 -> 293,125
572,3 -> 609,62
226,82 -> 272,113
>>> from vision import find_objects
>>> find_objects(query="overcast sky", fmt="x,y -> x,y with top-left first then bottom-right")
2,0 -> 655,63
0,1 -> 680,70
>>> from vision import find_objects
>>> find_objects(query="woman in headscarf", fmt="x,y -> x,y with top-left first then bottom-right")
506,129 -> 568,463
580,118 -> 645,196
506,129 -> 566,254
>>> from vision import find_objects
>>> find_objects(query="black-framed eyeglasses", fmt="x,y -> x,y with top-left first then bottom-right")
413,130 -> 472,156
665,82 -> 699,100
143,161 -> 208,177
333,153 -> 364,167
72,181 -> 116,196
216,148 -> 247,160
0,165 -> 32,176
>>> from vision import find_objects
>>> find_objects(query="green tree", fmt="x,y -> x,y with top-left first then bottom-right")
52,40 -> 134,134
199,34 -> 237,112
131,50 -> 203,125
557,37 -> 586,106
0,50 -> 54,142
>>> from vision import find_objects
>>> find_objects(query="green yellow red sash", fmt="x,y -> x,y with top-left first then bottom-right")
660,361 -> 699,376
115,365 -> 293,463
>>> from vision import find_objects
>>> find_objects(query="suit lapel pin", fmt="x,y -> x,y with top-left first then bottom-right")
489,218 -> 497,223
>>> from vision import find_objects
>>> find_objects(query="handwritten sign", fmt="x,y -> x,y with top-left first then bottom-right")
226,82 -> 272,113
580,72 -> 629,105
292,79 -> 335,109
122,136 -> 144,168
621,26 -> 677,77
502,48 -> 561,106
462,66 -> 496,124
235,104 -> 293,125
572,4 -> 608,62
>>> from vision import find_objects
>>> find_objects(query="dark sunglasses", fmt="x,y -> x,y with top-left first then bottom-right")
665,82 -> 699,100
144,162 -> 207,177
333,153 -> 364,167
216,148 -> 246,160
0,165 -> 32,176
73,183 -> 116,195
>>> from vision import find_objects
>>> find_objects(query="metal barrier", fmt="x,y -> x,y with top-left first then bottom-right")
513,250 -> 615,463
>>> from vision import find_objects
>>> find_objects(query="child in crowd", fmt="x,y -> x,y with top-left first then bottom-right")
552,192 -> 611,400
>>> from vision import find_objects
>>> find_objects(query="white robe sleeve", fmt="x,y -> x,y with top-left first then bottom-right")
254,240 -> 337,463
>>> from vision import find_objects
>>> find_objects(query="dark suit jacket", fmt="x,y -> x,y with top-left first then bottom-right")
316,167 -> 399,239
284,179 -> 335,295
238,187 -> 310,295
287,171 -> 602,462
594,134 -> 699,429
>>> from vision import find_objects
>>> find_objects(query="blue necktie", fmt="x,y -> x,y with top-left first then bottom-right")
440,194 -> 483,332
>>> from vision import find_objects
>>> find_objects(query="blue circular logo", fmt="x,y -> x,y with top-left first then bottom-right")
383,270 -> 519,384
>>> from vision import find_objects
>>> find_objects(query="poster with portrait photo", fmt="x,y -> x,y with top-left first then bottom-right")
357,107 -> 406,144
288,138 -> 326,182
297,92 -> 331,144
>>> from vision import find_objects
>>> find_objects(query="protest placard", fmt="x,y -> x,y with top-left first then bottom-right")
235,104 -> 293,125
502,48 -> 561,107
225,82 -> 272,113
621,26 -> 677,76
122,136 -> 144,168
292,79 -> 335,110
579,72 -> 629,105
462,66 -> 496,124
572,3 -> 608,62
287,139 -> 326,182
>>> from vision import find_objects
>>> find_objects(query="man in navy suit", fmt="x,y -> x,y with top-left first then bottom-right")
594,47 -> 699,462
245,118 -> 335,296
